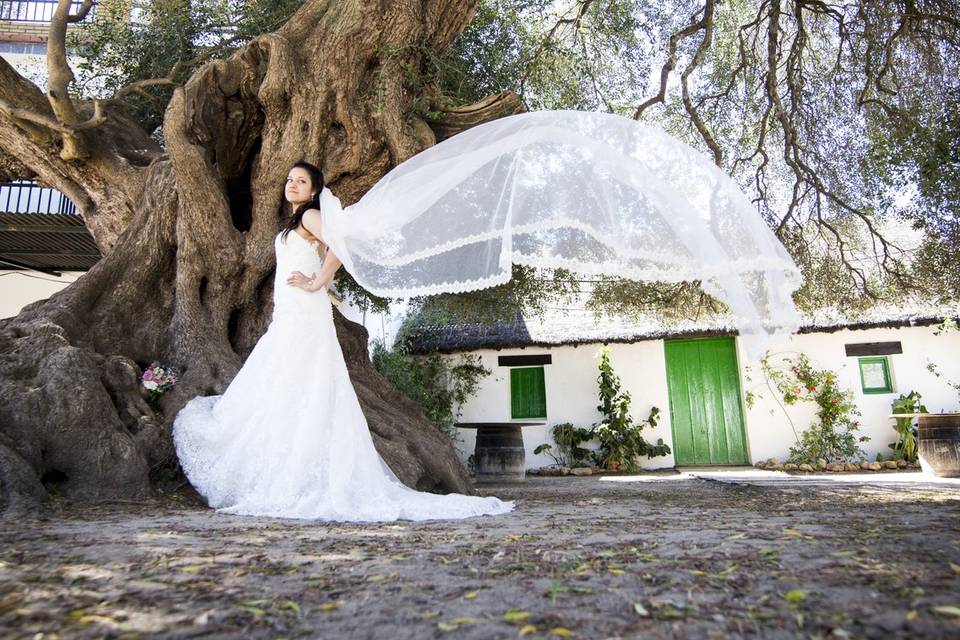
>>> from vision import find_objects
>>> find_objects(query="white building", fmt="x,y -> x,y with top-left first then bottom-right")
407,304 -> 960,470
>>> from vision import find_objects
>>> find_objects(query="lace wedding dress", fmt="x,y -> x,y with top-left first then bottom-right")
175,109 -> 803,521
173,230 -> 514,521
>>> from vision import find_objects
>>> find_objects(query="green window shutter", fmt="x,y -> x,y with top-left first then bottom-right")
859,356 -> 893,394
511,367 -> 546,419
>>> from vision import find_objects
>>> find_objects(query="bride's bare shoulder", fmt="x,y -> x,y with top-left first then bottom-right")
300,208 -> 324,241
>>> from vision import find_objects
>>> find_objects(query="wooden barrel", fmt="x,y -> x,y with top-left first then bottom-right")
918,414 -> 960,478
475,425 -> 526,483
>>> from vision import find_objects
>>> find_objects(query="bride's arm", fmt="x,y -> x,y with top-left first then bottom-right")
287,209 -> 342,293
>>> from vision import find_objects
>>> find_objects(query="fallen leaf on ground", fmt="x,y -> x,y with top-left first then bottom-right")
503,610 -> 531,623
783,590 -> 807,603
78,615 -> 123,626
280,600 -> 301,616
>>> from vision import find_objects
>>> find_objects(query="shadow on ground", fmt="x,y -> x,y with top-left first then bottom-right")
2,472 -> 960,639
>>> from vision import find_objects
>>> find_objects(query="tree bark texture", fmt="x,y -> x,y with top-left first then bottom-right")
0,0 -> 512,512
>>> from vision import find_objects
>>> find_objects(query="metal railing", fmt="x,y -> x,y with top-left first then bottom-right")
0,1 -> 96,23
0,181 -> 77,215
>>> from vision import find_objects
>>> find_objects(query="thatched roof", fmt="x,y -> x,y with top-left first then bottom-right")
406,301 -> 959,354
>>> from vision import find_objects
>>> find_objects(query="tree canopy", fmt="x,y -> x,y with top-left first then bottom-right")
443,1 -> 960,319
8,0 -> 960,321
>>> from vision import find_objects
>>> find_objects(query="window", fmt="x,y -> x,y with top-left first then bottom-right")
510,366 -> 546,419
0,42 -> 48,55
858,356 -> 893,394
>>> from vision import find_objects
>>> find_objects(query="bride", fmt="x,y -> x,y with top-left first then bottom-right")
175,110 -> 802,522
173,162 -> 515,522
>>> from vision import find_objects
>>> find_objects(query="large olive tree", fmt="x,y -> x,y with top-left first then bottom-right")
0,0 -> 522,511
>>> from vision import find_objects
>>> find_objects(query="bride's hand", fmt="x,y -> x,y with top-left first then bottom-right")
287,271 -> 319,291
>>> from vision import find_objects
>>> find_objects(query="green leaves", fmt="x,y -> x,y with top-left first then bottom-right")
371,341 -> 490,437
889,391 -> 928,462
759,354 -> 866,465
70,0 -> 282,133
535,423 -> 595,467
591,347 -> 669,469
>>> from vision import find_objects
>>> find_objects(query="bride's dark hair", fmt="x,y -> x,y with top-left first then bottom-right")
281,161 -> 325,240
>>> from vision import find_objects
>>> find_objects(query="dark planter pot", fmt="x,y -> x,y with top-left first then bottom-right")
918,413 -> 960,478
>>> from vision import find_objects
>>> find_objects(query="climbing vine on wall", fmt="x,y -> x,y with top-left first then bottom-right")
760,354 -> 868,464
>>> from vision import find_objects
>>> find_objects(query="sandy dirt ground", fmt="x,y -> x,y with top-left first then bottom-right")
2,470 -> 960,639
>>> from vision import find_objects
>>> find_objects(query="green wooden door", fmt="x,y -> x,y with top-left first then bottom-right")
664,337 -> 749,465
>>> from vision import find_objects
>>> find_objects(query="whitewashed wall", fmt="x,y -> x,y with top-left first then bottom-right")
453,341 -> 677,470
0,270 -> 81,320
452,324 -> 960,470
740,326 -> 960,464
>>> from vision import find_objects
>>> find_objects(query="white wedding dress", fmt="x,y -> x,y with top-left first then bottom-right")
173,230 -> 514,521
174,109 -> 804,522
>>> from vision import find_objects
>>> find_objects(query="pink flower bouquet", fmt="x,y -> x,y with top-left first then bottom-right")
141,361 -> 179,399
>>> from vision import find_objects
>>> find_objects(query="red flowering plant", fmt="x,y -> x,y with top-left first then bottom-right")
759,353 -> 867,465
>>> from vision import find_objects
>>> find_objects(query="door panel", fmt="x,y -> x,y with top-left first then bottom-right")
665,338 -> 748,465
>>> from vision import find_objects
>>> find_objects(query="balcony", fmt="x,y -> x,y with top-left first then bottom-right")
1,180 -> 77,215
0,1 -> 97,23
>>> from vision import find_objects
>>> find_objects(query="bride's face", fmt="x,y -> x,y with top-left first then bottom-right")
285,167 -> 316,206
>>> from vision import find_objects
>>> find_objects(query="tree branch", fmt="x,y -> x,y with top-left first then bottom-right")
518,0 -> 597,97
67,0 -> 95,23
632,2 -> 713,120
46,0 -> 98,159
678,0 -> 721,165
429,91 -> 524,141
111,35 -> 245,103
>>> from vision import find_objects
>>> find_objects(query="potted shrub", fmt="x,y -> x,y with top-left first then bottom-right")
889,391 -> 926,464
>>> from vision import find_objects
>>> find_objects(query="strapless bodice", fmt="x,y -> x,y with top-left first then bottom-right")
272,231 -> 329,319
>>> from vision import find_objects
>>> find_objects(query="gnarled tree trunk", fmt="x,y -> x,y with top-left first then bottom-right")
0,0 -> 521,511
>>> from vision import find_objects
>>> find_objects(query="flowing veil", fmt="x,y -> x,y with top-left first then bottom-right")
320,110 -> 802,357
